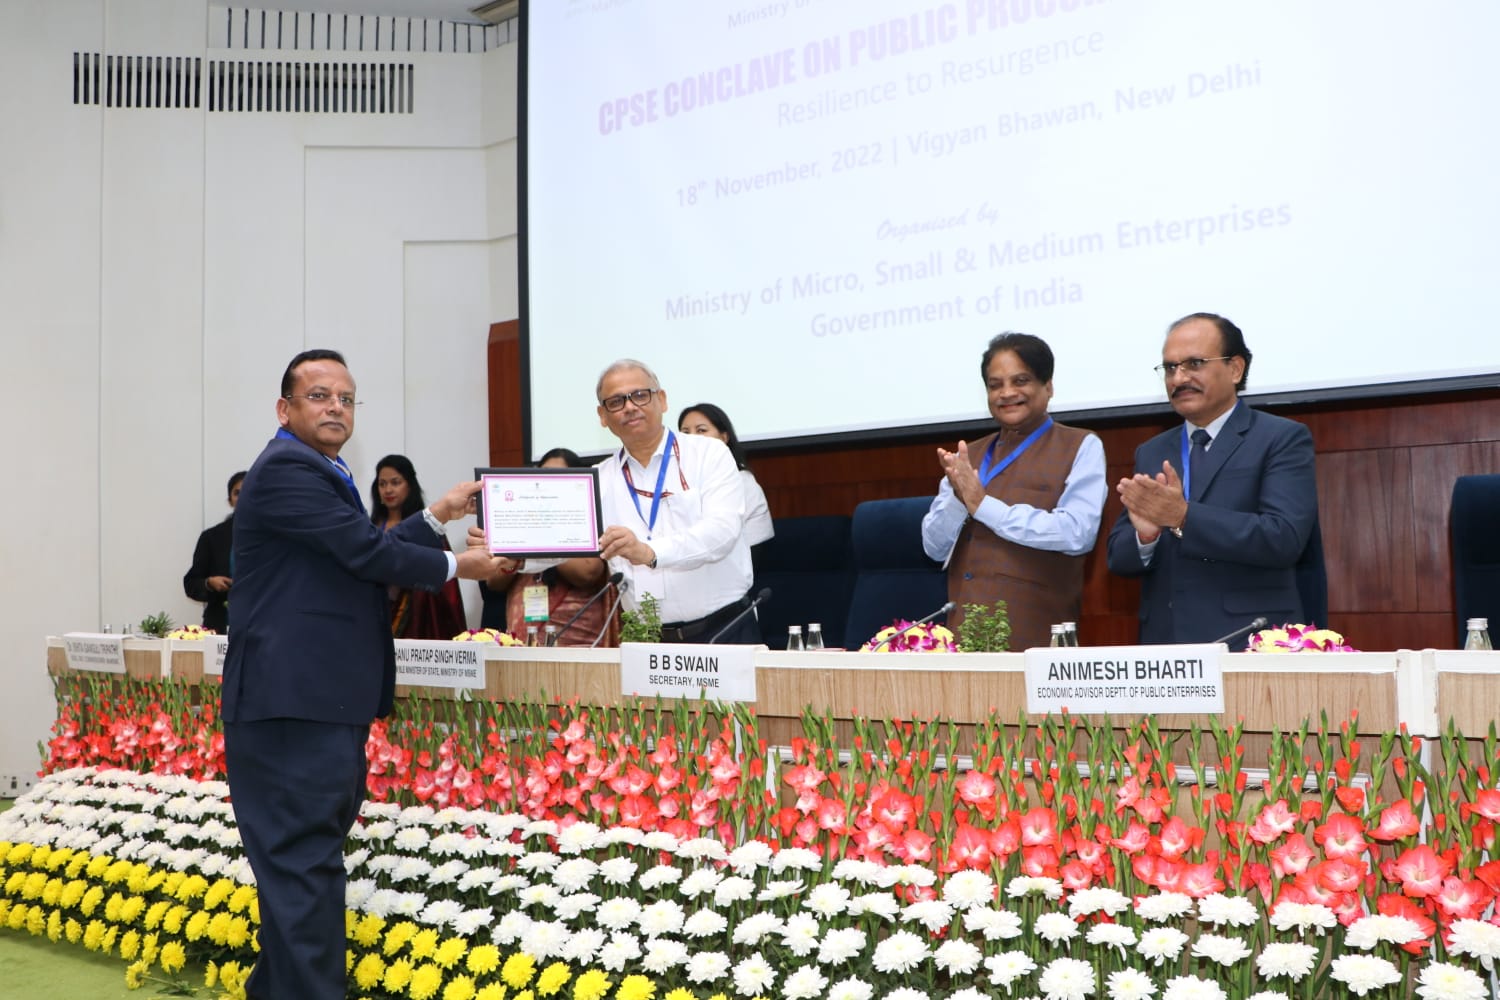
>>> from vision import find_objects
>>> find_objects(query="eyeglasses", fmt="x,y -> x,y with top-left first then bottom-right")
599,388 -> 659,412
284,391 -> 361,408
1154,356 -> 1232,378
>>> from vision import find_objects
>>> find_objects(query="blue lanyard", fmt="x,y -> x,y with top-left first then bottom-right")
623,430 -> 674,539
977,417 -> 1052,487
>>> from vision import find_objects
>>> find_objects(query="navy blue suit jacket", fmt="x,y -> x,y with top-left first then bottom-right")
1106,401 -> 1318,647
222,436 -> 449,725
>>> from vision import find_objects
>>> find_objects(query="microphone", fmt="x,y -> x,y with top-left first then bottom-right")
708,587 -> 773,644
548,571 -> 624,646
871,601 -> 957,651
1211,616 -> 1269,647
590,577 -> 631,648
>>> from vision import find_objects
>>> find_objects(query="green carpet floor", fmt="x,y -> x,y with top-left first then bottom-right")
0,796 -> 163,998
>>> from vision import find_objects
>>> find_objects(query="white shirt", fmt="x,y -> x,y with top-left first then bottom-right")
597,430 -> 752,622
741,469 -> 775,546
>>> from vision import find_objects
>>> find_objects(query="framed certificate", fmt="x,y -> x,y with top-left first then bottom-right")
474,466 -> 604,558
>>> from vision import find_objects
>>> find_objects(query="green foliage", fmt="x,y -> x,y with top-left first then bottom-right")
956,600 -> 1010,652
136,611 -> 175,638
619,593 -> 662,644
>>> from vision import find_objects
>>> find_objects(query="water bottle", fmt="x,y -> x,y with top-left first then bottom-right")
1464,618 -> 1492,651
525,624 -> 540,647
1062,621 -> 1079,647
544,624 -> 559,647
805,623 -> 825,651
102,624 -> 112,634
1049,624 -> 1065,647
786,625 -> 804,651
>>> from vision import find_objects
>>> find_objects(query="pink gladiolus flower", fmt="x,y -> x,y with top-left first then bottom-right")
1390,844 -> 1451,897
1248,799 -> 1299,844
1370,799 -> 1422,842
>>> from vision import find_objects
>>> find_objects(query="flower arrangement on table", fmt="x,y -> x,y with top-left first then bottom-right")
1248,623 -> 1359,653
861,621 -> 958,652
165,625 -> 217,639
451,627 -> 523,645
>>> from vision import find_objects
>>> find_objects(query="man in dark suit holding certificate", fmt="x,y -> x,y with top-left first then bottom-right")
222,348 -> 500,999
1106,313 -> 1319,649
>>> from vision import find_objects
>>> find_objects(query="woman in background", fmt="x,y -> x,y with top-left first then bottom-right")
183,470 -> 246,632
369,454 -> 468,639
678,402 -> 774,546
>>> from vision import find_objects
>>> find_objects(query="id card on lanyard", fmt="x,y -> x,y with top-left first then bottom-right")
622,431 -> 675,541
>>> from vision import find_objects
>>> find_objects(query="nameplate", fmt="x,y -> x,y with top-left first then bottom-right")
394,640 -> 486,690
207,635 -> 229,676
619,642 -> 756,702
1023,643 -> 1224,715
62,633 -> 126,674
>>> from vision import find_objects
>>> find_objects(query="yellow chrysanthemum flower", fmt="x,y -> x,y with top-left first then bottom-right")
466,945 -> 501,977
104,860 -> 134,885
573,969 -> 612,1000
4,871 -> 24,896
355,952 -> 387,990
501,952 -> 536,989
385,920 -> 419,957
102,924 -> 119,953
60,880 -> 87,908
125,961 -> 148,989
663,990 -> 695,1000
185,910 -> 211,941
434,936 -> 468,969
219,961 -> 247,990
79,885 -> 105,916
160,939 -> 187,973
120,895 -> 146,923
475,985 -> 507,1000
409,962 -> 444,1000
8,843 -> 35,864
46,909 -> 63,942
384,958 -> 415,992
537,962 -> 571,997
66,855 -> 88,879
142,931 -> 161,964
204,878 -> 235,910
206,910 -> 232,945
42,876 -> 64,906
204,960 -> 220,988
104,892 -> 126,922
225,915 -> 252,949
119,929 -> 141,960
443,974 -> 478,1000
83,919 -> 107,951
228,885 -> 257,914
22,872 -> 48,899
161,872 -> 186,896
85,855 -> 110,878
5,903 -> 27,931
143,900 -> 170,929
162,903 -> 190,934
410,928 -> 440,961
65,917 -> 83,944
353,912 -> 386,948
126,864 -> 151,895
26,906 -> 45,936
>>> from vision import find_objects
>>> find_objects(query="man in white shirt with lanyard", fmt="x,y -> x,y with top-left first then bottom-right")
595,359 -> 758,643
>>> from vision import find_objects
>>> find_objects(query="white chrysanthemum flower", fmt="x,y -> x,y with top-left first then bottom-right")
458,865 -> 503,892
597,896 -> 643,929
429,831 -> 476,857
346,878 -> 377,909
884,989 -> 931,1000
714,875 -> 757,905
518,883 -> 561,909
780,913 -> 822,957
517,851 -> 560,873
964,905 -> 1024,940
984,950 -> 1038,988
948,988 -> 988,1000
595,825 -> 644,848
520,919 -> 569,960
551,857 -> 599,892
1255,941 -> 1318,980
1415,960 -> 1487,1000
782,965 -> 829,1000
1005,875 -> 1064,900
1345,914 -> 1425,950
804,882 -> 853,916
1447,918 -> 1500,967
552,892 -> 600,921
831,859 -> 883,884
1245,993 -> 1291,1000
758,878 -> 806,902
848,892 -> 901,920
941,869 -> 996,909
934,938 -> 983,976
679,868 -> 724,898
872,929 -> 930,974
902,899 -> 954,934
391,856 -> 434,882
1138,926 -> 1190,965
598,857 -> 639,885
682,908 -> 729,938
520,819 -> 559,839
1069,886 -> 1132,919
1086,922 -> 1136,953
685,950 -> 731,984
429,860 -> 468,885
559,927 -> 606,964
393,826 -> 431,851
640,936 -> 690,974
1134,891 -> 1195,923
1106,967 -> 1158,1000
597,932 -> 642,972
732,951 -> 777,996
676,836 -> 727,860
492,910 -> 532,945
1196,892 -> 1260,928
878,864 -> 938,889
1161,975 -> 1226,1000
452,908 -> 493,937
828,977 -> 875,1000
731,912 -> 785,946
398,804 -> 437,826
555,820 -> 602,853
483,840 -> 524,859
772,846 -> 823,873
727,839 -> 774,874
1038,956 -> 1095,1000
1191,933 -> 1252,966
1268,901 -> 1337,935
639,899 -> 686,937
817,927 -> 868,965
1328,954 -> 1402,996
490,873 -> 529,894
638,864 -> 683,890
1035,911 -> 1080,944
640,829 -> 678,852
419,898 -> 465,929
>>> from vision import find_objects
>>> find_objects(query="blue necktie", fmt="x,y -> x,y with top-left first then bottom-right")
1189,429 -> 1211,501
331,455 -> 366,513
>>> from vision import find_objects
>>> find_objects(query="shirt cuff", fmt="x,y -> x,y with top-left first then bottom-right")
444,551 -> 457,581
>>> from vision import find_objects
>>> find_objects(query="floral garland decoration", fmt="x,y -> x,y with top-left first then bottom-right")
861,621 -> 958,652
451,628 -> 522,646
165,625 -> 216,639
1247,623 -> 1358,653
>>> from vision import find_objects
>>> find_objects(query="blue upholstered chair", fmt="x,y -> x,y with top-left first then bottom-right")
844,497 -> 948,649
1451,474 -> 1500,645
751,515 -> 855,649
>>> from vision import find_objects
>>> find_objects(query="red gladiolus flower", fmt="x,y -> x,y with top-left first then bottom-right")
990,816 -> 1021,858
1020,806 -> 1059,847
1471,788 -> 1500,822
1061,860 -> 1094,891
1271,833 -> 1316,878
1389,844 -> 1451,897
1334,785 -> 1365,812
1248,799 -> 1299,844
1370,799 -> 1421,842
1432,876 -> 1492,922
1156,816 -> 1202,860
1315,857 -> 1367,894
1314,812 -> 1369,860
1112,821 -> 1151,855
948,823 -> 991,869
900,828 -> 935,863
816,797 -> 848,833
1019,844 -> 1060,878
1299,799 -> 1324,822
783,762 -> 826,793
1475,859 -> 1500,895
1179,860 -> 1225,898
870,786 -> 918,833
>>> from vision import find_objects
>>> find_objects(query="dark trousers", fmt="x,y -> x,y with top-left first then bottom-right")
225,718 -> 368,1000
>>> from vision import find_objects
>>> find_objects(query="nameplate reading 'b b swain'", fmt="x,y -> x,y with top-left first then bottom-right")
1023,644 -> 1224,716
619,643 -> 757,703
